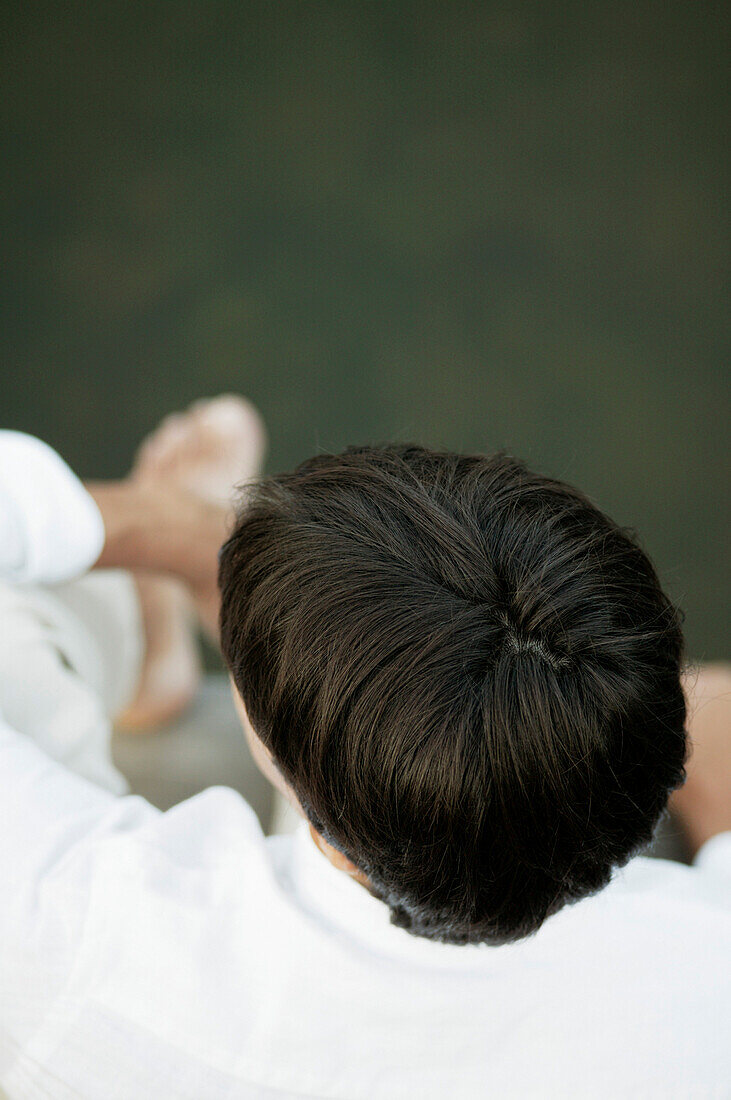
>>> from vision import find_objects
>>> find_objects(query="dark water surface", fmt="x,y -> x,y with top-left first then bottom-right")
2,2 -> 728,656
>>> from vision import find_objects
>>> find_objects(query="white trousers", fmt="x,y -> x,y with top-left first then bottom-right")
0,570 -> 143,795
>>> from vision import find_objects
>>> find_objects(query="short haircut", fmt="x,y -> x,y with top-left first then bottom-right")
219,445 -> 687,945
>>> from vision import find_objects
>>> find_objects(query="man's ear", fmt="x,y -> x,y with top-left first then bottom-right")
309,825 -> 371,887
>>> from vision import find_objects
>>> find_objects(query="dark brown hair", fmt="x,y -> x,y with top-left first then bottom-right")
219,445 -> 687,945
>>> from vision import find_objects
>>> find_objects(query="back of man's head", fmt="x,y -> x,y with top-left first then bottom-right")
219,445 -> 687,945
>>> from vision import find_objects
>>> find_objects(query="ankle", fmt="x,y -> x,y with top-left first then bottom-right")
87,480 -> 225,593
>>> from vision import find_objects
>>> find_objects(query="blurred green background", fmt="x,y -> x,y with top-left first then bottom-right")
2,1 -> 728,658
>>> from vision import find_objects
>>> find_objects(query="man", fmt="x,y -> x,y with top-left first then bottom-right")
0,402 -> 729,1098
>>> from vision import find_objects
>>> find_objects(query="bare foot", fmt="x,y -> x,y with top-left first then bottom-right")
115,395 -> 267,732
133,396 -> 267,507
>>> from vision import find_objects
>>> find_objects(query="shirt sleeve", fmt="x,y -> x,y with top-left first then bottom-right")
0,709 -> 264,1068
693,831 -> 731,890
0,710 -> 158,1053
0,431 -> 105,584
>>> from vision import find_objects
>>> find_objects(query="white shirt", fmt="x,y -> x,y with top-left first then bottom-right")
0,432 -> 729,1100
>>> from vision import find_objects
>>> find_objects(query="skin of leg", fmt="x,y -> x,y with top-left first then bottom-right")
671,663 -> 731,855
85,481 -> 225,639
114,572 -> 200,731
117,396 -> 267,729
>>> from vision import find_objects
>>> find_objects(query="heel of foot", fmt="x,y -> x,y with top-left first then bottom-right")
114,679 -> 199,733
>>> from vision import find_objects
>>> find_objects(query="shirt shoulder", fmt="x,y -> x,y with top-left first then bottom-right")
0,431 -> 105,583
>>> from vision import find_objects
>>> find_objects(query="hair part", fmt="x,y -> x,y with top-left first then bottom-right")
219,445 -> 687,945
